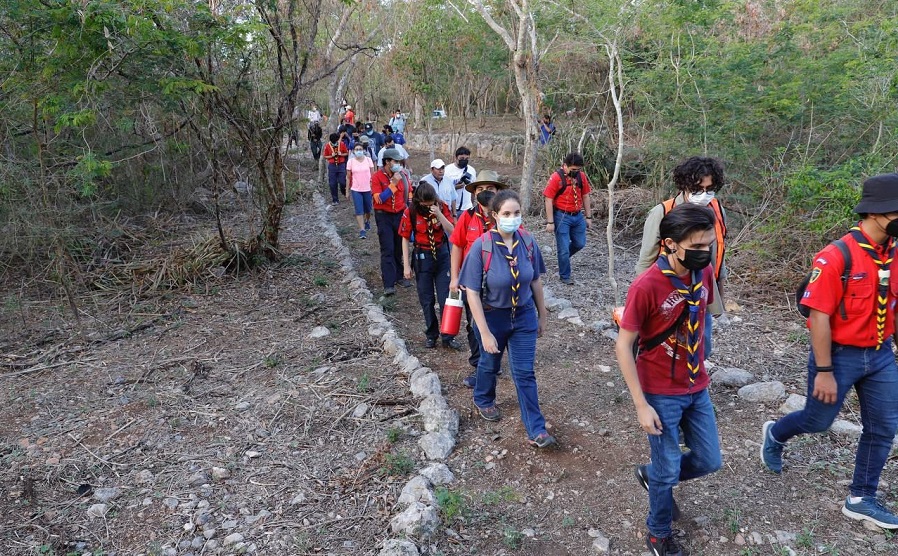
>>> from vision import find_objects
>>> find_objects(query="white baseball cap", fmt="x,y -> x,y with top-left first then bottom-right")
430,159 -> 446,169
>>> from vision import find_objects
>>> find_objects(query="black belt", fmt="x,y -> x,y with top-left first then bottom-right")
556,209 -> 582,216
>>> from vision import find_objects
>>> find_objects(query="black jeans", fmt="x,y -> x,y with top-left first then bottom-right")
374,210 -> 403,289
413,244 -> 452,341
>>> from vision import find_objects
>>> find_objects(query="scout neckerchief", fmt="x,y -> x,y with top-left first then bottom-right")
492,230 -> 520,318
425,208 -> 439,259
656,255 -> 703,385
474,205 -> 490,233
568,175 -> 581,211
849,226 -> 896,348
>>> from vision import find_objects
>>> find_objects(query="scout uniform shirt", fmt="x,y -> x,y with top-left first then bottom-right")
322,141 -> 348,165
450,205 -> 494,260
543,170 -> 592,214
398,203 -> 454,255
371,169 -> 407,213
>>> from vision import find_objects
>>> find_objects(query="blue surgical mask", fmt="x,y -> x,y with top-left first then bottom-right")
354,150 -> 364,158
391,163 -> 402,173
497,216 -> 522,233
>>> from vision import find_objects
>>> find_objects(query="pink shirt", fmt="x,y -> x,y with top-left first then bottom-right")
347,156 -> 374,192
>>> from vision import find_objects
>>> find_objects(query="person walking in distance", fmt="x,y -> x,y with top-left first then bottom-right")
449,171 -> 506,388
370,148 -> 414,295
459,189 -> 555,449
637,156 -> 728,359
400,182 -> 461,350
322,132 -> 348,205
543,152 -> 592,285
616,204 -> 723,556
761,173 -> 898,530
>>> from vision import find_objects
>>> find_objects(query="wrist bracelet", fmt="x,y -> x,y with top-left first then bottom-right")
815,365 -> 834,372
547,222 -> 554,225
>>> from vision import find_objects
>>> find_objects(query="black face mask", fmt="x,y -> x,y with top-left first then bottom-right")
886,217 -> 898,238
457,159 -> 468,169
476,190 -> 496,208
568,169 -> 580,178
678,248 -> 712,270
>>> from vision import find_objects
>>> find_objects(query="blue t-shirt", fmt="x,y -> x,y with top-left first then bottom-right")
459,231 -> 546,308
539,121 -> 556,145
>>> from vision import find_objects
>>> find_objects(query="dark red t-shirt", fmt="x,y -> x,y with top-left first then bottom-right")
543,170 -> 592,213
322,141 -> 348,165
371,169 -> 407,213
620,262 -> 714,395
399,203 -> 454,249
449,206 -> 494,259
801,227 -> 898,347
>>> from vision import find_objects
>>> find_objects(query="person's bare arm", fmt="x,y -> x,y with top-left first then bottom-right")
808,309 -> 836,404
616,328 -> 662,435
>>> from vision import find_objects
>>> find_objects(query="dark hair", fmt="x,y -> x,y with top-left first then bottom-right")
659,204 -> 715,251
564,153 -> 584,167
383,125 -> 393,134
673,156 -> 725,192
328,132 -> 339,143
543,114 -> 552,121
384,135 -> 394,144
455,146 -> 471,157
490,189 -> 520,214
413,181 -> 438,205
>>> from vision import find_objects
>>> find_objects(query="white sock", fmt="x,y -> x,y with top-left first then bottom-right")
848,496 -> 864,504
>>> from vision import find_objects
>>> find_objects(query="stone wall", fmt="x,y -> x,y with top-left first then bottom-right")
403,131 -> 524,166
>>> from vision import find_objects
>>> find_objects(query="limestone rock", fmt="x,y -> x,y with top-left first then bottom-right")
87,504 -> 108,519
711,368 -> 754,387
830,419 -> 863,438
591,532 -> 611,553
410,372 -> 441,398
309,326 -> 330,339
352,403 -> 370,419
419,431 -> 455,460
779,393 -> 807,414
419,463 -> 455,485
379,539 -> 420,556
557,307 -> 580,320
422,406 -> 459,435
545,297 -> 572,312
397,476 -> 435,507
389,502 -> 439,537
737,381 -> 785,402
93,487 -> 120,502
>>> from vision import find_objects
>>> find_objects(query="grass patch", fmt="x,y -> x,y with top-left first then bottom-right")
435,487 -> 467,521
381,451 -> 415,476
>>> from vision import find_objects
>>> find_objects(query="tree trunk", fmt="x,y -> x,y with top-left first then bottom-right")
514,53 -> 539,213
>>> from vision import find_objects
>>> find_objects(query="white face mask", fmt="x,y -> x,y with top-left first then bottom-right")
688,191 -> 715,206
497,216 -> 522,233
354,151 -> 365,158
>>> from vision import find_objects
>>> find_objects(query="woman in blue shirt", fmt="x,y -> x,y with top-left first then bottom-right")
459,190 -> 555,448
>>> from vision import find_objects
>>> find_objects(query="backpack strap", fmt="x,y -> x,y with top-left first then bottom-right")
833,238 -> 851,321
480,231 -> 494,297
552,169 -> 583,202
638,304 -> 690,355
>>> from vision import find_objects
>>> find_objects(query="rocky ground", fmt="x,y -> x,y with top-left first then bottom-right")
1,142 -> 897,556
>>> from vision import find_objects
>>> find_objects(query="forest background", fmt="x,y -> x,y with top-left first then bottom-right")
1,0 -> 897,298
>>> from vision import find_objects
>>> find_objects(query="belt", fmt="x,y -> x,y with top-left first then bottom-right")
374,208 -> 402,214
414,244 -> 447,258
556,208 -> 582,216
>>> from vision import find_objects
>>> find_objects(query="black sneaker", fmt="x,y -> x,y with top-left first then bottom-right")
635,465 -> 681,521
442,337 -> 463,350
425,338 -> 437,349
646,534 -> 685,556
398,278 -> 413,288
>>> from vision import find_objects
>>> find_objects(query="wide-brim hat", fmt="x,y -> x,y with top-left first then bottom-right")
359,135 -> 370,144
465,170 -> 508,193
854,173 -> 898,214
381,148 -> 406,162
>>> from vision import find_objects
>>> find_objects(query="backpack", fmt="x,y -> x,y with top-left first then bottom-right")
480,230 -> 535,298
552,168 -> 584,201
392,131 -> 406,145
795,239 -> 851,319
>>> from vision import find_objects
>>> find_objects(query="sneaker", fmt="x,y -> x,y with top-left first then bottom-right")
646,534 -> 685,556
425,338 -> 437,349
528,432 -> 557,449
359,230 -> 367,239
760,420 -> 783,474
561,277 -> 575,285
398,278 -> 413,288
331,201 -> 339,206
364,220 -> 371,231
476,404 -> 501,422
842,496 -> 898,529
635,466 -> 681,521
462,374 -> 476,388
383,287 -> 396,296
442,337 -> 463,350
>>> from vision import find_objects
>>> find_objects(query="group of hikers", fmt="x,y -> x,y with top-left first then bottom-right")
307,105 -> 898,556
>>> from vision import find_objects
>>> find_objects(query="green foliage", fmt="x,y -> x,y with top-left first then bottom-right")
381,451 -> 415,476
434,487 -> 467,521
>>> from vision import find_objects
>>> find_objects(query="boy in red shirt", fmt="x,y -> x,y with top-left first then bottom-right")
321,132 -> 348,205
371,148 -> 412,295
542,152 -> 592,285
762,173 -> 898,529
615,204 -> 722,556
400,182 -> 459,349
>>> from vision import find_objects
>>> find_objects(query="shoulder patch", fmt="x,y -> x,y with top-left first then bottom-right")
815,257 -> 828,266
809,268 -> 822,283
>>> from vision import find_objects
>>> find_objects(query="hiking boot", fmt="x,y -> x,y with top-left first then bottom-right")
561,277 -> 575,285
398,278 -> 413,288
528,432 -> 557,449
646,533 -> 686,556
442,337 -> 463,350
383,287 -> 396,296
476,404 -> 501,422
425,338 -> 437,349
462,374 -> 476,388
635,465 -> 681,521
842,496 -> 898,529
760,420 -> 784,474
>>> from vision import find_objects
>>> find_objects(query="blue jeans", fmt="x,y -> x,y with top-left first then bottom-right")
473,302 -> 547,439
553,210 -> 586,280
351,190 -> 372,216
413,244 -> 452,341
374,210 -> 403,289
770,341 -> 898,497
643,388 -> 721,538
327,162 -> 346,202
704,311 -> 713,359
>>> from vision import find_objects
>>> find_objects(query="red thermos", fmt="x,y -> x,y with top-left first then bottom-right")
440,292 -> 464,336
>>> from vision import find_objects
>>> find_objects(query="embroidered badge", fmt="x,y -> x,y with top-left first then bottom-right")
809,268 -> 822,283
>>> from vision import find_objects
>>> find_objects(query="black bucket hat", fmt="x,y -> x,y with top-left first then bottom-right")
854,173 -> 898,214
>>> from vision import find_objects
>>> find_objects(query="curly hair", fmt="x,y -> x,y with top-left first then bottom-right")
672,156 -> 725,192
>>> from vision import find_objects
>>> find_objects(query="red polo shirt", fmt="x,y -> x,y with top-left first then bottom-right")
398,203 -> 454,250
449,206 -> 494,259
543,170 -> 592,213
371,169 -> 407,213
801,226 -> 898,347
322,141 -> 348,165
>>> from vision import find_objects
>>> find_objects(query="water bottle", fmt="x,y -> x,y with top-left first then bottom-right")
440,292 -> 464,336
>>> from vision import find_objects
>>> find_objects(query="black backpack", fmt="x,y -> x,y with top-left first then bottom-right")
552,169 -> 584,201
795,239 -> 851,319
